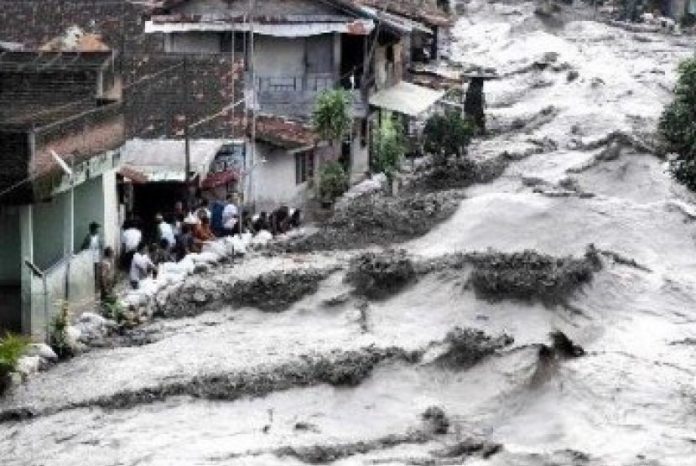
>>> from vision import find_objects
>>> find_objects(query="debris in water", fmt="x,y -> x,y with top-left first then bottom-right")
346,250 -> 416,299
421,405 -> 450,434
467,247 -> 600,305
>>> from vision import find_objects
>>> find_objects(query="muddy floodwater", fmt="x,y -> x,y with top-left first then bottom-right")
3,1 -> 696,465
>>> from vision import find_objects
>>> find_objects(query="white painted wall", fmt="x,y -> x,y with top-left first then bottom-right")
253,143 -> 313,211
102,170 -> 120,252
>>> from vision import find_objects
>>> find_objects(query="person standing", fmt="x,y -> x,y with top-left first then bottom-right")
99,247 -> 116,302
130,243 -> 156,289
221,194 -> 239,236
155,213 -> 176,251
121,219 -> 143,271
81,221 -> 103,294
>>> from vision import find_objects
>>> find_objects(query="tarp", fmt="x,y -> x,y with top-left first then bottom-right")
368,81 -> 445,117
120,139 -> 226,183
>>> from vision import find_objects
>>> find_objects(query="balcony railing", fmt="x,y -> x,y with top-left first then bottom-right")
256,73 -> 334,93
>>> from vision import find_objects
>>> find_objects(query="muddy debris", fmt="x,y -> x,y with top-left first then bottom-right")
274,431 -> 431,464
284,190 -> 463,252
433,327 -> 514,369
432,438 -> 503,459
227,269 -> 330,312
421,406 -> 450,434
408,154 -> 511,193
467,246 -> 601,305
346,250 -> 417,299
549,331 -> 585,358
4,346 -> 421,417
159,268 -> 331,317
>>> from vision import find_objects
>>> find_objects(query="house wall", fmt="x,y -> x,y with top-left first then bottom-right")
0,207 -> 21,284
0,206 -> 21,333
72,175 -> 106,252
255,37 -> 308,77
32,194 -> 68,271
167,32 -> 222,53
253,143 -> 313,211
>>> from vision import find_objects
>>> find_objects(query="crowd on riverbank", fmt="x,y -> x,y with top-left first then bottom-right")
81,195 -> 303,301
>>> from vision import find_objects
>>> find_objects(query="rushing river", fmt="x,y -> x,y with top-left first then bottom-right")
2,1 -> 696,465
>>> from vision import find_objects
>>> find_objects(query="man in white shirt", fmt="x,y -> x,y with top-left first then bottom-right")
155,213 -> 176,250
121,219 -> 143,271
130,243 -> 156,289
221,194 -> 239,236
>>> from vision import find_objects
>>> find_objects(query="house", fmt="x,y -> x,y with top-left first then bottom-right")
666,0 -> 696,22
0,50 -> 124,338
144,0 -> 448,208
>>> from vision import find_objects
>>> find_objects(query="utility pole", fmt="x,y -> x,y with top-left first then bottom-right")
248,0 -> 256,208
183,56 -> 192,208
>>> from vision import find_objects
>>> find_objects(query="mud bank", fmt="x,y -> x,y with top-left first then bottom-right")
284,190 -> 464,252
343,247 -> 601,306
160,267 -> 335,317
0,346 -> 418,420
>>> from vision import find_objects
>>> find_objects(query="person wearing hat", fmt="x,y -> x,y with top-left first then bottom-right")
81,221 -> 104,295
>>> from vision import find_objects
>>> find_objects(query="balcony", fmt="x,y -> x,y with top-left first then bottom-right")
251,73 -> 367,119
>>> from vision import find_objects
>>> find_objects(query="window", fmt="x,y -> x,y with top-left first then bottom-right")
295,150 -> 314,185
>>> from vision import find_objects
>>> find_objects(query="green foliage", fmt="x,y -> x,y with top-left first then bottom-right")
423,111 -> 474,161
318,161 -> 349,203
659,58 -> 696,191
102,299 -> 126,325
0,332 -> 29,376
50,301 -> 72,359
374,118 -> 406,178
312,89 -> 351,147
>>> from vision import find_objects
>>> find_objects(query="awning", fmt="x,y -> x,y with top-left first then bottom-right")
120,138 -> 226,183
369,81 -> 445,117
145,19 -> 374,37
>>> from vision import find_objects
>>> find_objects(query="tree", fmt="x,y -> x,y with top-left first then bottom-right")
313,89 -> 351,159
318,160 -> 349,204
374,117 -> 406,179
659,58 -> 696,191
423,111 -> 474,162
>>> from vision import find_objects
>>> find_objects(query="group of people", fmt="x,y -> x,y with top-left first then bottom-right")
80,195 -> 304,301
118,195 -> 303,291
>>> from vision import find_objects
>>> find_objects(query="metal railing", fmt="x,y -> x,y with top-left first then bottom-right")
256,73 -> 334,93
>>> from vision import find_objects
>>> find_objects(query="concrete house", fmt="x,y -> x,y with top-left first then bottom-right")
0,50 -> 124,338
144,0 -> 447,209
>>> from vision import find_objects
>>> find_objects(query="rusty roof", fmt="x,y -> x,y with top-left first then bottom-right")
253,114 -> 317,150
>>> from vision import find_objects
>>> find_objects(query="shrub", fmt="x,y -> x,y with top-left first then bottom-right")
659,58 -> 696,191
0,332 -> 29,393
423,111 -> 475,161
312,89 -> 351,158
50,301 -> 73,359
373,118 -> 406,178
0,333 -> 29,375
318,161 -> 349,203
102,299 -> 126,325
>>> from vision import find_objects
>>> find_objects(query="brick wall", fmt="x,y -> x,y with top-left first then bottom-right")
0,0 -> 245,139
0,131 -> 31,203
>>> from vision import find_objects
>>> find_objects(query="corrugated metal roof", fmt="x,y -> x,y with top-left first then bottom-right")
121,138 -> 226,182
369,81 -> 445,117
